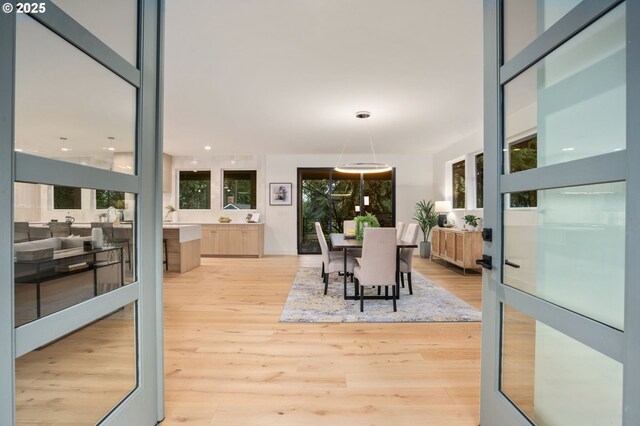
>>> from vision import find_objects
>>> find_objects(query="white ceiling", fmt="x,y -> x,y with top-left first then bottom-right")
163,0 -> 483,157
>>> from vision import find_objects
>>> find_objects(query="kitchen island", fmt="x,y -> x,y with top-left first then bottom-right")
162,224 -> 201,273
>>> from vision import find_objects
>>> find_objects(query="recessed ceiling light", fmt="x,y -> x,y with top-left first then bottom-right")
562,147 -> 575,152
61,147 -> 71,152
108,147 -> 115,151
204,146 -> 212,150
191,160 -> 198,165
14,148 -> 23,152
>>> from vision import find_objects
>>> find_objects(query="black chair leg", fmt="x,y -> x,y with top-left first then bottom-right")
360,284 -> 364,312
324,273 -> 329,295
321,262 -> 325,277
385,286 -> 389,299
408,272 -> 413,295
392,285 -> 397,312
377,286 -> 381,295
400,272 -> 405,288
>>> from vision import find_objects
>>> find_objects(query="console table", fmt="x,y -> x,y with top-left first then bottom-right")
15,246 -> 123,318
431,228 -> 482,274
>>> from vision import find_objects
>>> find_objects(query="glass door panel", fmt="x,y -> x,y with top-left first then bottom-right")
501,305 -> 623,425
330,170 -> 361,233
298,169 -> 331,254
363,170 -> 393,227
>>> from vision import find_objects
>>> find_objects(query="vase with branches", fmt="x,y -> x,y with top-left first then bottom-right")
413,200 -> 438,258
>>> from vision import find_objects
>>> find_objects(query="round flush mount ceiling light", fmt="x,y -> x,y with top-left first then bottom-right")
334,111 -> 392,174
204,146 -> 212,150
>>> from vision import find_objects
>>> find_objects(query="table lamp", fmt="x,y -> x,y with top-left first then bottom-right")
434,200 -> 452,227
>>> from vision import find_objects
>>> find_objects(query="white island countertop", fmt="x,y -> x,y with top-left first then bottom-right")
162,224 -> 201,243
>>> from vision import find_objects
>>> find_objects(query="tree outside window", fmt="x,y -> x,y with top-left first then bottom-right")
223,170 -> 256,209
53,186 -> 81,209
476,153 -> 484,209
509,135 -> 537,207
179,170 -> 211,209
96,190 -> 125,209
452,160 -> 465,209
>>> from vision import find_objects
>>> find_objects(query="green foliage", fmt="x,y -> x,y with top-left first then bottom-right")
354,213 -> 380,240
509,136 -> 537,208
96,190 -> 125,209
53,186 -> 81,209
463,214 -> 480,227
413,200 -> 438,242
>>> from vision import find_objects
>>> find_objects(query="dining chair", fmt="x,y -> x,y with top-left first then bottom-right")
354,227 -> 397,312
315,222 -> 355,295
399,223 -> 419,295
343,220 -> 362,257
48,222 -> 71,238
14,222 -> 31,243
396,221 -> 406,241
113,226 -> 133,270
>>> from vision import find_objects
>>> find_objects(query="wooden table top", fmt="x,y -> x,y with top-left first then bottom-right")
329,233 -> 418,249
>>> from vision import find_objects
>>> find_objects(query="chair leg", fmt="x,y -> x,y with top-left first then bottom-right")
360,284 -> 364,312
408,272 -> 413,295
400,272 -> 405,288
377,286 -> 381,295
392,285 -> 397,312
324,273 -> 329,295
321,262 -> 325,277
350,273 -> 354,283
385,286 -> 389,298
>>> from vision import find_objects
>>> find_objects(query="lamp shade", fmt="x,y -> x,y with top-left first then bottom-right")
434,200 -> 452,213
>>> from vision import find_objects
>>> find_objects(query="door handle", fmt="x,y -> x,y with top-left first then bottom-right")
475,255 -> 492,270
504,259 -> 521,268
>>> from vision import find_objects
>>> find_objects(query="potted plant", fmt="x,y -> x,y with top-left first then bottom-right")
463,214 -> 480,231
354,213 -> 380,240
164,205 -> 176,222
413,200 -> 438,258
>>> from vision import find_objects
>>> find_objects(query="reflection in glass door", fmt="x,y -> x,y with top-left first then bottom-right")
481,1 -> 637,425
297,168 -> 395,254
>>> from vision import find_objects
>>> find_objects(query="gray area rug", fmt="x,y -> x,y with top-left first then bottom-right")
280,267 -> 481,323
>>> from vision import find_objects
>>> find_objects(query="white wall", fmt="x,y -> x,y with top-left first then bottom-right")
264,153 -> 433,255
432,129 -> 483,227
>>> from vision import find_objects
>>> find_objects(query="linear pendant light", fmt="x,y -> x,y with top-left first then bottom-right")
334,111 -> 392,174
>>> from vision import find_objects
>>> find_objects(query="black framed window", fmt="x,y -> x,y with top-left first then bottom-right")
179,170 -> 211,210
452,160 -> 465,209
476,153 -> 484,209
53,186 -> 81,209
223,170 -> 256,210
96,190 -> 125,209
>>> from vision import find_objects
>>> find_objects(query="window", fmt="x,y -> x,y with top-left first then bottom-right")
223,170 -> 256,210
475,153 -> 484,209
509,135 -> 537,207
179,170 -> 211,209
452,160 -> 465,209
96,190 -> 125,209
53,186 -> 81,209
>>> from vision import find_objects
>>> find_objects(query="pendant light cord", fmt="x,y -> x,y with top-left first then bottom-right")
365,119 -> 378,163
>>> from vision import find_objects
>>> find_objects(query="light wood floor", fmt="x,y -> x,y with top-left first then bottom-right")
163,255 -> 482,425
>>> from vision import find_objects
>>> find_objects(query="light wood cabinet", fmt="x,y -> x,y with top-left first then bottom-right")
201,223 -> 264,257
431,228 -> 482,273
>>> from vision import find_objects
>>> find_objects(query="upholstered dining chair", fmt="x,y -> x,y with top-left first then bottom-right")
14,222 -> 31,243
315,222 -> 355,295
48,222 -> 71,238
343,220 -> 362,257
399,223 -> 420,295
396,221 -> 406,241
354,227 -> 398,312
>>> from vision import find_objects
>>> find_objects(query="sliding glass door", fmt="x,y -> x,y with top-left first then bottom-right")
297,168 -> 395,254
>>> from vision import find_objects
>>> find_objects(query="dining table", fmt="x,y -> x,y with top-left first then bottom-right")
329,232 -> 418,301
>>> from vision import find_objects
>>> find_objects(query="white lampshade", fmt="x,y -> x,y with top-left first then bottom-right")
434,200 -> 452,213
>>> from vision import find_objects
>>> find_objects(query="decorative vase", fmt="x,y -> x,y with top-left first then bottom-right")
420,241 -> 431,258
91,227 -> 103,249
466,224 -> 476,231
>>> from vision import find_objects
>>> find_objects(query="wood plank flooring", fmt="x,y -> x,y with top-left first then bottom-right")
163,255 -> 482,425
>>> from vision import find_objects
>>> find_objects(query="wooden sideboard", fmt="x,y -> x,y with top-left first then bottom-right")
431,228 -> 482,274
201,223 -> 264,258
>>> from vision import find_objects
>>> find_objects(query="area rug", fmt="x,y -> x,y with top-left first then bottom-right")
280,267 -> 481,323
